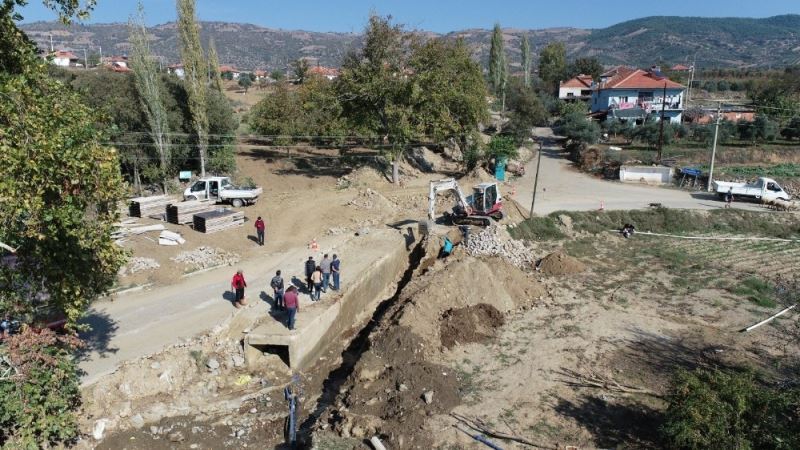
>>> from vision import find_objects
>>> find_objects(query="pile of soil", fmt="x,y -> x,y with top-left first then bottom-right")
440,304 -> 505,349
538,250 -> 587,275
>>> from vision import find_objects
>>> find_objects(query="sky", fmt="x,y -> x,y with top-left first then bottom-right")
18,0 -> 800,32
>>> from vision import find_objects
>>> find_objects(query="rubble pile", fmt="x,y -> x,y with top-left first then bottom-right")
171,246 -> 240,270
119,257 -> 161,276
347,188 -> 394,211
465,225 -> 535,269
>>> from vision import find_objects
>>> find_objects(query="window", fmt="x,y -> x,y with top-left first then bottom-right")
190,181 -> 206,192
639,91 -> 654,101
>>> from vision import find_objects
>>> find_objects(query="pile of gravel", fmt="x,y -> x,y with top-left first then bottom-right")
171,246 -> 240,269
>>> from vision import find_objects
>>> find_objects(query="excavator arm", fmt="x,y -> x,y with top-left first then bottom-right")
428,178 -> 472,221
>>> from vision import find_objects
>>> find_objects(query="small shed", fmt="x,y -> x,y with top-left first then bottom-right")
619,166 -> 674,185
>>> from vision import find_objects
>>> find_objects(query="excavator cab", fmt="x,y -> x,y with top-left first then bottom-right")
471,183 -> 502,217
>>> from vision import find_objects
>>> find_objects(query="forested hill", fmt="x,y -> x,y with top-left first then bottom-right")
19,14 -> 800,71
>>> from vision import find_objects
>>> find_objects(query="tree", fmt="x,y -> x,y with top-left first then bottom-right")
567,57 -> 603,80
336,15 -> 412,184
1,3 -> 126,445
780,116 -> 800,140
129,2 -> 171,193
520,33 -> 531,87
739,115 -> 778,142
504,78 -> 548,144
176,0 -> 209,176
207,37 -> 223,92
292,58 -> 310,84
486,135 -> 518,161
555,112 -> 600,145
539,42 -> 567,95
238,72 -> 252,93
270,70 -> 284,82
488,23 -> 507,109
662,368 -> 800,449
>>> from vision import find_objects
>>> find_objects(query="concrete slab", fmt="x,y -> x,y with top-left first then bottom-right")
246,230 -> 411,369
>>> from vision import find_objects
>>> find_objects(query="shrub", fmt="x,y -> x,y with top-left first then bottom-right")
486,135 -> 519,160
509,217 -> 565,240
662,368 -> 800,450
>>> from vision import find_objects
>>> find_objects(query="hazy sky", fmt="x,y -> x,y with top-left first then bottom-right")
18,0 -> 800,32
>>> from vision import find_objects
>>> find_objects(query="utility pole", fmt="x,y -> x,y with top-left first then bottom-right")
49,34 -> 54,52
657,82 -> 667,162
83,48 -> 88,69
686,57 -> 696,104
529,140 -> 543,218
707,103 -> 722,192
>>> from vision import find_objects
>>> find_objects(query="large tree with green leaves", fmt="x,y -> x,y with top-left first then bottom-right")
129,2 -> 171,193
520,34 -> 531,87
176,0 -> 209,176
567,57 -> 603,80
207,37 -> 223,92
336,15 -> 413,184
539,41 -> 567,95
1,1 -> 126,446
488,23 -> 508,110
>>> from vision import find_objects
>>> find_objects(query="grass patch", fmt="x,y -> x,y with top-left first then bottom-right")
564,238 -> 596,257
509,217 -> 565,240
730,277 -> 778,308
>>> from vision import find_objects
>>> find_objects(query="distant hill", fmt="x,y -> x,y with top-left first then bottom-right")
19,15 -> 800,72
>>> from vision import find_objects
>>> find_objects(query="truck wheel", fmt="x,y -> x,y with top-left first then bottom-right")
232,198 -> 244,208
185,195 -> 197,201
491,211 -> 504,221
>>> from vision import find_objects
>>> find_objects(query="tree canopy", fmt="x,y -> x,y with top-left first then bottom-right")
539,42 -> 567,95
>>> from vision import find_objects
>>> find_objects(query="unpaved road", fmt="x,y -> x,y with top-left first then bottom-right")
512,128 -> 764,215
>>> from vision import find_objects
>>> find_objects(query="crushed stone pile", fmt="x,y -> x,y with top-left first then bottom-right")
119,257 -> 160,276
465,225 -> 535,269
171,246 -> 240,270
538,250 -> 586,275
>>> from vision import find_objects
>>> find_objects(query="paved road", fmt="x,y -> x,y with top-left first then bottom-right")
78,231 -> 400,386
511,128 -> 764,216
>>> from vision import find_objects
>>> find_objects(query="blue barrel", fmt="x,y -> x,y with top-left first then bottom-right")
495,157 -> 507,181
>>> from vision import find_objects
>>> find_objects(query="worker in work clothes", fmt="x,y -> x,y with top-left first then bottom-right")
320,254 -> 332,292
304,256 -> 316,294
231,269 -> 247,308
254,216 -> 266,246
331,254 -> 341,291
725,188 -> 733,209
311,266 -> 323,301
270,270 -> 285,310
283,286 -> 299,330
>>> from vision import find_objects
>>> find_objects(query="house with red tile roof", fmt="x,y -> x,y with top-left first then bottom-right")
219,65 -> 240,80
591,67 -> 686,124
50,50 -> 79,67
671,64 -> 692,72
167,63 -> 185,79
308,65 -> 339,80
559,74 -> 594,101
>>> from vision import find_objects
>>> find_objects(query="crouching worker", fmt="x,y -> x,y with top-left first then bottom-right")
621,223 -> 636,238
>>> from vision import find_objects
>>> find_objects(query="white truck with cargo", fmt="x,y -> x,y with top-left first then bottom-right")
712,177 -> 791,202
183,176 -> 263,207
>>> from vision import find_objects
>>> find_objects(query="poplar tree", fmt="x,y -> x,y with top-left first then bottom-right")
521,33 -> 531,87
488,23 -> 507,110
130,2 -> 171,193
207,37 -> 223,92
176,0 -> 209,176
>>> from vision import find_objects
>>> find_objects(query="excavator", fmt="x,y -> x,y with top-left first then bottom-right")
427,178 -> 503,228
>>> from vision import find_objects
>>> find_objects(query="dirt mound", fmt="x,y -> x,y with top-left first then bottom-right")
538,250 -> 586,275
440,304 -> 505,349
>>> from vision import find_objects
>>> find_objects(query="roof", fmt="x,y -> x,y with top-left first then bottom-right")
52,50 -> 78,60
253,70 -> 267,77
107,56 -> 128,62
598,68 -> 684,90
219,65 -> 239,73
308,66 -> 340,77
110,63 -> 131,73
600,65 -> 628,78
560,74 -> 593,89
671,64 -> 691,71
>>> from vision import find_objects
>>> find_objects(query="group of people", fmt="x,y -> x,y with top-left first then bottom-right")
229,254 -> 342,331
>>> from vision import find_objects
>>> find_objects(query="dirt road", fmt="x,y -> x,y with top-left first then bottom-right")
512,128 -> 764,215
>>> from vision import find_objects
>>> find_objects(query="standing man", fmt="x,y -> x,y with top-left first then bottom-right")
725,188 -> 733,209
304,256 -> 316,294
254,216 -> 266,246
283,286 -> 299,330
320,254 -> 332,293
231,269 -> 247,308
311,266 -> 323,301
331,254 -> 341,291
270,270 -> 285,310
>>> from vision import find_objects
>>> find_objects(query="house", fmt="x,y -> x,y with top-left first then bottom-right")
253,69 -> 268,81
50,50 -> 79,67
559,74 -> 594,101
308,65 -> 340,80
104,56 -> 131,73
591,66 -> 686,124
671,64 -> 692,72
167,63 -> 185,79
219,65 -> 240,80
694,106 -> 756,124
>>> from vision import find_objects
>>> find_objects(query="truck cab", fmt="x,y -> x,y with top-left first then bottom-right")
186,176 -> 230,201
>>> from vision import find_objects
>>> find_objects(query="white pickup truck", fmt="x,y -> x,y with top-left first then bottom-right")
713,177 -> 791,202
183,176 -> 263,207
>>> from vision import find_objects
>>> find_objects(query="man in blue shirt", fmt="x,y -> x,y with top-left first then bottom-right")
331,254 -> 341,291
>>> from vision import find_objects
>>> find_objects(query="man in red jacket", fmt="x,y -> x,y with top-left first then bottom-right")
283,286 -> 300,330
254,216 -> 265,246
231,269 -> 247,308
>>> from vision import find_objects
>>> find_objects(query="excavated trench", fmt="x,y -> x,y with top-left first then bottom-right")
296,240 -> 427,445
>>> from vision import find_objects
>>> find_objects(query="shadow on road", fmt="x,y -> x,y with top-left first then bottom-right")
76,310 -> 119,362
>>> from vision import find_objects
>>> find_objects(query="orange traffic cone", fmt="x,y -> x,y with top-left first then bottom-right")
309,238 -> 320,252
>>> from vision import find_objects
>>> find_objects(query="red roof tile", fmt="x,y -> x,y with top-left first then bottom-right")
52,50 -> 78,60
599,68 -> 683,90
219,65 -> 238,73
671,64 -> 691,71
560,74 -> 593,89
308,66 -> 340,77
